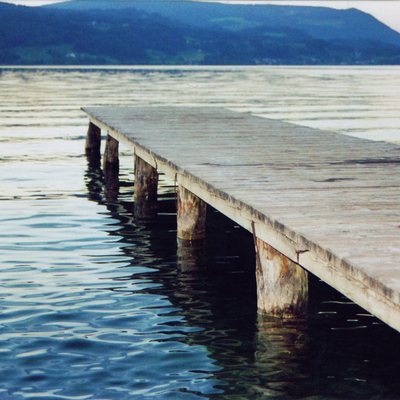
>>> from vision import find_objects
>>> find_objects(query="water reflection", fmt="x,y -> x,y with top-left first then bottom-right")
83,157 -> 400,399
177,239 -> 207,273
253,318 -> 308,399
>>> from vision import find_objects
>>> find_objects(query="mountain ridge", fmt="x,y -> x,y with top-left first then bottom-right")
48,0 -> 400,46
0,0 -> 399,65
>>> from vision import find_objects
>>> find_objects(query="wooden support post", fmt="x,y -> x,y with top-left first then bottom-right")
85,122 -> 101,161
134,155 -> 158,218
103,134 -> 119,190
256,239 -> 308,317
85,122 -> 101,158
177,186 -> 207,241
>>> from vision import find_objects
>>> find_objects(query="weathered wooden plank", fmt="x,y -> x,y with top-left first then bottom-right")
82,106 -> 400,331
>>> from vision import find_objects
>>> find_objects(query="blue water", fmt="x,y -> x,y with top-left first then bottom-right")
1,66 -> 400,399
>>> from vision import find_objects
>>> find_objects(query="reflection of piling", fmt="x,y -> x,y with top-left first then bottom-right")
84,162 -> 103,204
177,238 -> 206,273
255,316 -> 308,396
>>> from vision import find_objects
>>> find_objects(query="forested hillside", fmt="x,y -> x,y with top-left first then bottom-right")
1,1 -> 400,65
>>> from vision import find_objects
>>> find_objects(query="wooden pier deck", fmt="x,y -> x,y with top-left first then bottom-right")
83,106 -> 400,332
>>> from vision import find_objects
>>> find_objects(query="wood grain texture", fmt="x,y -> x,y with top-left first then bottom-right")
85,122 -> 101,161
256,240 -> 308,317
134,155 -> 158,218
82,106 -> 400,331
103,134 -> 119,189
177,185 -> 207,241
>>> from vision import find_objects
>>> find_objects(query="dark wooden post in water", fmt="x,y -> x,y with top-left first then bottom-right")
85,122 -> 101,165
103,134 -> 119,189
134,155 -> 158,217
256,239 -> 308,317
177,186 -> 207,241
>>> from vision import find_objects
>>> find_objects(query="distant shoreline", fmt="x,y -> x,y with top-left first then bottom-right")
2,65 -> 400,70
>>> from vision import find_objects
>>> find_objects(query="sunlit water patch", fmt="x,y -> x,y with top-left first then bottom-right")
1,66 -> 400,399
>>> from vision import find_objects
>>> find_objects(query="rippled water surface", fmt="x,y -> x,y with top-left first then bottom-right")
1,66 -> 400,400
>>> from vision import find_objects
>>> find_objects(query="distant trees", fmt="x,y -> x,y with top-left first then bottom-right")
0,2 -> 400,65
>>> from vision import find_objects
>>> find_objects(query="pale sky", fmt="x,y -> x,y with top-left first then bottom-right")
3,0 -> 400,32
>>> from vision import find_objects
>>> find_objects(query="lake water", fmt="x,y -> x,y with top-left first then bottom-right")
1,66 -> 400,400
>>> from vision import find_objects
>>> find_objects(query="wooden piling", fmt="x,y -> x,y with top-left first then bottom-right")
103,134 -> 119,189
177,186 -> 207,241
134,155 -> 158,217
256,240 -> 308,317
85,122 -> 101,160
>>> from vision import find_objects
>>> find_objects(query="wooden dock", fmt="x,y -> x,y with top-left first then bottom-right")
83,106 -> 400,332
